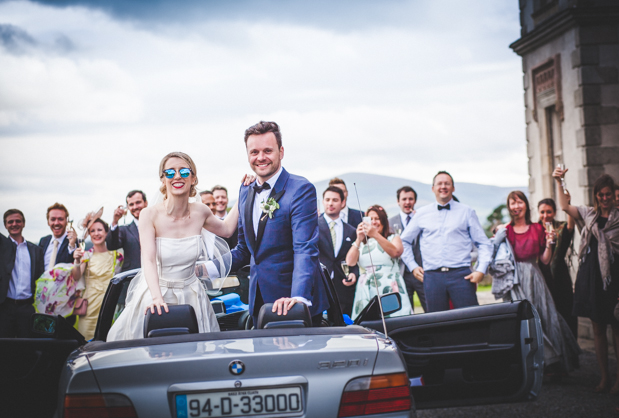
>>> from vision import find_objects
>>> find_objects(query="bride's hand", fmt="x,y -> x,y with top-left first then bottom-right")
242,174 -> 256,186
145,296 -> 169,316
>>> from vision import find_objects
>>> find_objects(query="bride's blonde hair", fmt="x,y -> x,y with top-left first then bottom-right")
159,152 -> 199,198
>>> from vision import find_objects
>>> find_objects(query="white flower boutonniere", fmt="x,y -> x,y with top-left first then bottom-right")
260,197 -> 280,220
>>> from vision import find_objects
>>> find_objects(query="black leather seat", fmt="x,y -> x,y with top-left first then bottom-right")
256,303 -> 312,329
143,304 -> 199,338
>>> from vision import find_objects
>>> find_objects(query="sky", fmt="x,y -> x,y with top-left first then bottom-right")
0,0 -> 527,240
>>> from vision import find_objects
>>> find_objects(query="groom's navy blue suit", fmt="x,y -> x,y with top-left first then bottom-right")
231,167 -> 329,319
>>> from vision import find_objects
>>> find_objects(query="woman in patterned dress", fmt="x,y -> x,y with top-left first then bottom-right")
346,205 -> 414,320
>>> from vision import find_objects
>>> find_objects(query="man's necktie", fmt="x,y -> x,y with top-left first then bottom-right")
329,221 -> 337,254
438,204 -> 451,211
49,239 -> 59,267
405,214 -> 411,226
253,183 -> 271,193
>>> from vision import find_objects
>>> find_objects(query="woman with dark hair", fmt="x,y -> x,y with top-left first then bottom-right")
72,215 -> 123,341
553,168 -> 619,392
499,191 -> 580,373
537,197 -> 577,337
346,205 -> 414,319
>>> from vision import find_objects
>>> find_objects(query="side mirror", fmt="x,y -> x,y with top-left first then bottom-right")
354,292 -> 403,325
31,313 -> 87,345
380,292 -> 402,316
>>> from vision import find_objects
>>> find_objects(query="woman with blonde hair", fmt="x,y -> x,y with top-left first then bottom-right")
107,152 -> 242,341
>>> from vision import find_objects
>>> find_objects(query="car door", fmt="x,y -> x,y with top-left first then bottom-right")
361,300 -> 543,409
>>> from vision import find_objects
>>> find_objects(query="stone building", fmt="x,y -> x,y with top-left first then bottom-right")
510,0 -> 619,214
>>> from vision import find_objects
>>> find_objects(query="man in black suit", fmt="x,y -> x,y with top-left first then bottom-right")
39,203 -> 76,270
318,186 -> 359,316
212,185 -> 238,249
107,190 -> 147,272
388,186 -> 427,312
328,177 -> 364,227
1,209 -> 45,337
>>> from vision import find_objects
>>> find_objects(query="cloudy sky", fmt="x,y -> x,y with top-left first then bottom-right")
0,0 -> 526,240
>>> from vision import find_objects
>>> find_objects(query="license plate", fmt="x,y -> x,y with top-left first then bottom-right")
176,386 -> 303,418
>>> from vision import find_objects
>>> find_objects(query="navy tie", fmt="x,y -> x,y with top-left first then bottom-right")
438,204 -> 450,211
405,214 -> 411,226
253,183 -> 271,193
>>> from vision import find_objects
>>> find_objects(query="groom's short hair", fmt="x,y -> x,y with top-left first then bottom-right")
244,121 -> 282,148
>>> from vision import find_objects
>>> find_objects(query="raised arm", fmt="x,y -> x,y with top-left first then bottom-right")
203,202 -> 239,238
139,207 -> 168,315
552,167 -> 581,221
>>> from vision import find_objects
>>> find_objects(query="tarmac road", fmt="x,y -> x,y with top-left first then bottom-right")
417,338 -> 619,418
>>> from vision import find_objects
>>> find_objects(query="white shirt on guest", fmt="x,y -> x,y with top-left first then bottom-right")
399,210 -> 413,229
9,237 -> 32,299
323,213 -> 343,257
44,231 -> 67,270
339,206 -> 349,224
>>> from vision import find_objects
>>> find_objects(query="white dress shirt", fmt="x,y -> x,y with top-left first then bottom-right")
9,237 -> 32,299
401,199 -> 493,274
252,167 -> 283,235
44,231 -> 67,270
399,210 -> 413,229
323,213 -> 343,257
339,206 -> 349,224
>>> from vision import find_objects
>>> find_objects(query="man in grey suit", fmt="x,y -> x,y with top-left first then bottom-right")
389,186 -> 427,312
1,209 -> 45,337
106,190 -> 148,272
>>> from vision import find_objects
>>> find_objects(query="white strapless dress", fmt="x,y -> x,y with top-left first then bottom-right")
107,235 -> 220,341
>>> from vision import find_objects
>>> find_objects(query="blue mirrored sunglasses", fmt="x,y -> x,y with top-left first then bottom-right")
162,168 -> 192,179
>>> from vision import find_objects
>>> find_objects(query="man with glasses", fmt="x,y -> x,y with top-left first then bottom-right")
107,190 -> 148,272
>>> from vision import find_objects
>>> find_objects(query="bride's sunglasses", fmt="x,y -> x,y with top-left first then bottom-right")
162,168 -> 192,179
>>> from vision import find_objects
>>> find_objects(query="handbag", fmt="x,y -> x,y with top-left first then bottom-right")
73,297 -> 88,316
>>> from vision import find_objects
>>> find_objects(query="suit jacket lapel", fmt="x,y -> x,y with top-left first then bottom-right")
128,221 -> 139,243
255,188 -> 286,251
244,187 -> 257,252
318,216 -> 335,259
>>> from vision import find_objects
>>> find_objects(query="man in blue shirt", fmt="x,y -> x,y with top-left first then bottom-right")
400,171 -> 492,312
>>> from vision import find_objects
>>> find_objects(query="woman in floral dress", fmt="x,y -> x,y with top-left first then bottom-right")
346,205 -> 414,320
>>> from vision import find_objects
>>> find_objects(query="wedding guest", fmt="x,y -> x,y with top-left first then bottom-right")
106,190 -> 147,273
73,215 -> 123,340
500,191 -> 580,374
538,197 -> 577,337
329,177 -> 364,227
212,185 -> 238,249
200,190 -> 217,211
401,171 -> 492,312
212,185 -> 229,219
39,203 -> 76,270
554,168 -> 619,392
318,186 -> 359,316
389,186 -> 427,312
0,209 -> 44,337
346,205 -> 414,319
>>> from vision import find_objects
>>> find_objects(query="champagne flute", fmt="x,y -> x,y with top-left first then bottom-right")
558,163 -> 568,195
341,262 -> 351,282
119,205 -> 128,225
544,222 -> 555,245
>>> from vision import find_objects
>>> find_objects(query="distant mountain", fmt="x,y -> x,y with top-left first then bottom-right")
312,172 -> 526,225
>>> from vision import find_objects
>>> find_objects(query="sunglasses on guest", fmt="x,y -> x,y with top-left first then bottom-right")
162,168 -> 192,179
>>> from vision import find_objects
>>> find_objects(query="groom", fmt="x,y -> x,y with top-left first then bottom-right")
230,121 -> 329,326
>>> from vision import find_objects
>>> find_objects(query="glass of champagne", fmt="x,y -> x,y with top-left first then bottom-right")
558,163 -> 568,195
544,222 -> 555,245
341,262 -> 351,282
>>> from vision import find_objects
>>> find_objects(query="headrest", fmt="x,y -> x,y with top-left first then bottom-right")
143,304 -> 199,338
256,303 -> 312,329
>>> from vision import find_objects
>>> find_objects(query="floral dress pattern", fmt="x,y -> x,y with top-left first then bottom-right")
351,235 -> 414,320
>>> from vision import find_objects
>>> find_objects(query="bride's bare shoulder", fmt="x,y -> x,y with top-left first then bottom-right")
140,203 -> 162,221
190,202 -> 209,217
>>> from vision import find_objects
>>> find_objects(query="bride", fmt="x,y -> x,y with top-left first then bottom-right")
107,152 -> 242,341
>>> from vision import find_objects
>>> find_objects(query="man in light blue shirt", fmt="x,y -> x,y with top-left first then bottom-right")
400,171 -> 492,312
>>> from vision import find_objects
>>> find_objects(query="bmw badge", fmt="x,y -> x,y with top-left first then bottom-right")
229,360 -> 245,376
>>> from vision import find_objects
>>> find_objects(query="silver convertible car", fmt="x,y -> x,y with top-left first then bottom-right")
0,266 -> 543,418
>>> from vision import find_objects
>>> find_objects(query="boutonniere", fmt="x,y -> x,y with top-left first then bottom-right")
260,197 -> 280,221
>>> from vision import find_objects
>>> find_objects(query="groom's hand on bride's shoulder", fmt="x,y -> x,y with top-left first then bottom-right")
272,297 -> 297,316
241,174 -> 257,186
